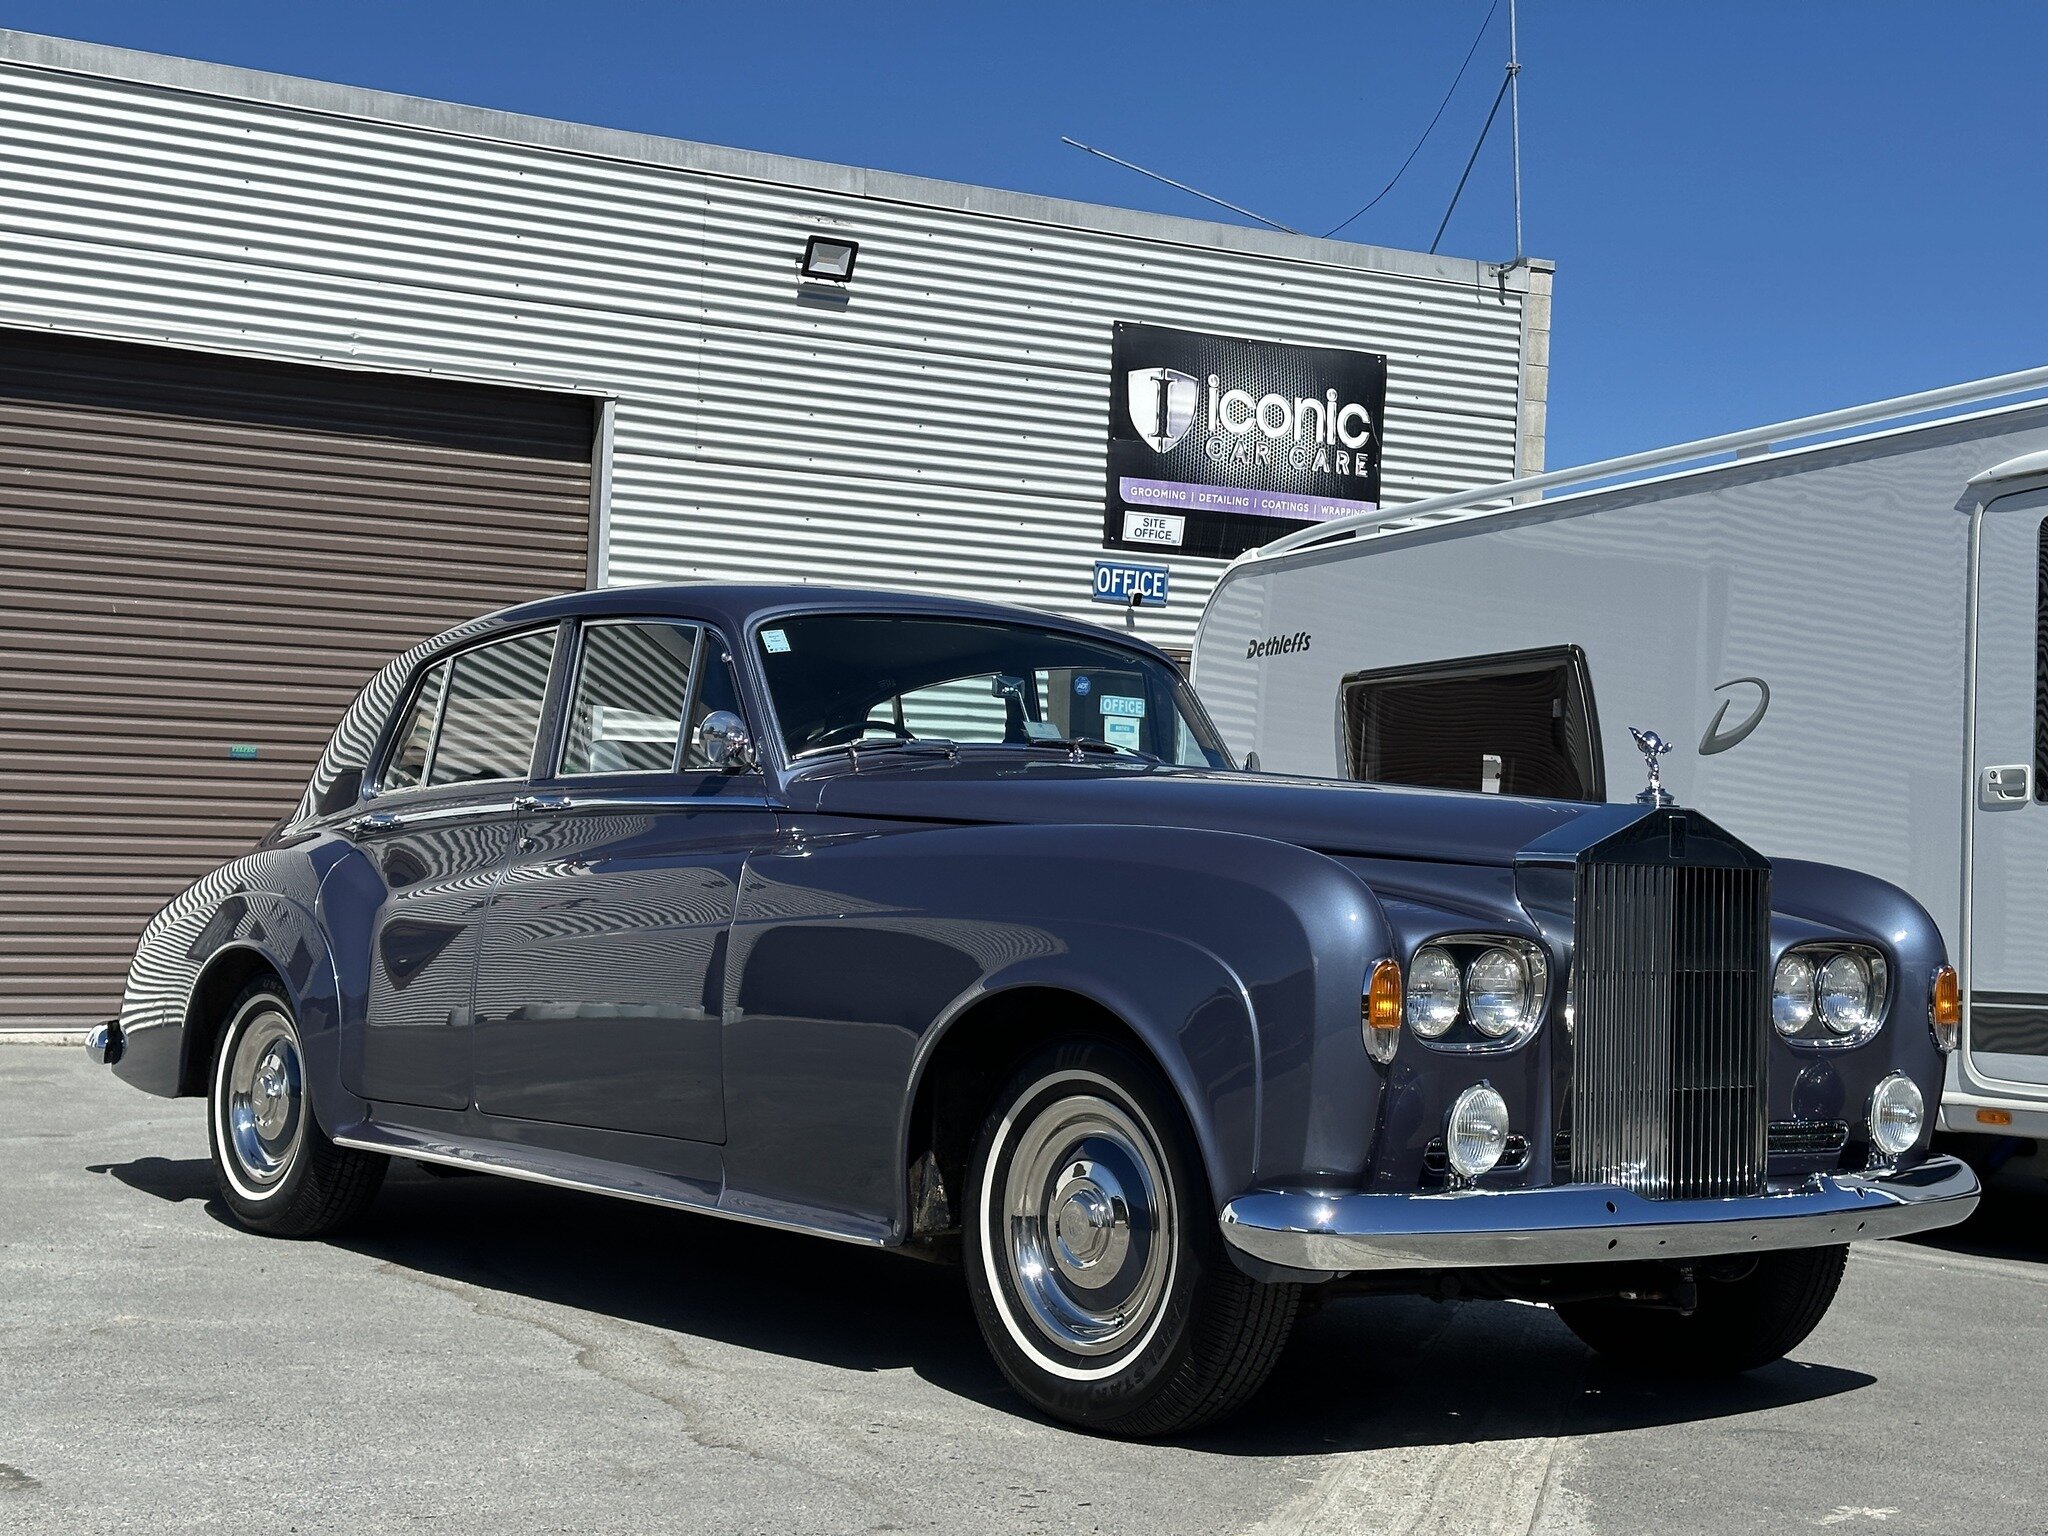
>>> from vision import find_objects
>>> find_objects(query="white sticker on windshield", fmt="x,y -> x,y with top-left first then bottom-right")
1102,715 -> 1142,750
761,629 -> 791,654
1099,694 -> 1146,718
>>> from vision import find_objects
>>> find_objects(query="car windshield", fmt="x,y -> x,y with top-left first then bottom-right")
756,613 -> 1232,768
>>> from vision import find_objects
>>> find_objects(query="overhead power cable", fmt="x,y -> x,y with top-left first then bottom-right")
1323,0 -> 1501,240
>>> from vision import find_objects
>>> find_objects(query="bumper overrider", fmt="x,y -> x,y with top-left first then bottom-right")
1219,1155 -> 1980,1275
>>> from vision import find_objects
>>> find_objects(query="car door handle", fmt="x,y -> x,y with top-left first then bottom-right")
344,811 -> 402,836
514,793 -> 572,812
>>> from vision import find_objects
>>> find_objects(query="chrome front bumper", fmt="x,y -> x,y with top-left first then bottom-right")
1219,1155 -> 1980,1275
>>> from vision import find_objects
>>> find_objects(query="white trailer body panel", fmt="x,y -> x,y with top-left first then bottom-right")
1193,399 -> 2048,1133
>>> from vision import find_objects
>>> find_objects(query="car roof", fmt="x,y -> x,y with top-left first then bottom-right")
459,583 -> 1175,661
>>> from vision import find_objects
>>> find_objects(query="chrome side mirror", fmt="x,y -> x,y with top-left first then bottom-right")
698,711 -> 757,773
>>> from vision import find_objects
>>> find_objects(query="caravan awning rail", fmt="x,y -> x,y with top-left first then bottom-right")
1246,361 -> 2048,565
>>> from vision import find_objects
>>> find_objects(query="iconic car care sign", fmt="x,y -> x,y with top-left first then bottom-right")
1104,321 -> 1388,560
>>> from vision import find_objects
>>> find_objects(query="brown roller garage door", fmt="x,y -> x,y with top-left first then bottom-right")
0,330 -> 596,1030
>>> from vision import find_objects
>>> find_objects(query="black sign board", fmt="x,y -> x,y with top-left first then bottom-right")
1103,322 -> 1388,561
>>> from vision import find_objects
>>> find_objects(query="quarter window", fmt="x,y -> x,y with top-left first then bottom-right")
1340,647 -> 1603,800
383,660 -> 450,792
559,621 -> 698,776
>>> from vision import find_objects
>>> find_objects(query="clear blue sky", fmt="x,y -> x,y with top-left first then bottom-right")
5,1 -> 2044,468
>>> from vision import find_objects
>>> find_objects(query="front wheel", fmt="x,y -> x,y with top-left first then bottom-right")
207,982 -> 385,1237
964,1040 -> 1298,1437
1556,1245 -> 1849,1375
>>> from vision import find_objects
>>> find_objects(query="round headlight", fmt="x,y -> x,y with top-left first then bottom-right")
1446,1084 -> 1510,1179
1870,1072 -> 1925,1157
1818,953 -> 1876,1034
1466,947 -> 1532,1038
1406,947 -> 1462,1037
1772,952 -> 1817,1036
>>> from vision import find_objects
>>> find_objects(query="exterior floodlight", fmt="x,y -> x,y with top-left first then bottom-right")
801,235 -> 859,283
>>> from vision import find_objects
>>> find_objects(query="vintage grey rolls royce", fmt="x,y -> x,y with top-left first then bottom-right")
88,584 -> 1977,1436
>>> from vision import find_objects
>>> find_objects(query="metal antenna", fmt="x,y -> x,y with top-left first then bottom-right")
1059,137 -> 1303,236
1429,0 -> 1521,256
1508,0 -> 1524,262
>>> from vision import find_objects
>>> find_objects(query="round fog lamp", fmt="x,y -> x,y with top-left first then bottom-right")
1818,953 -> 1876,1035
1407,947 -> 1462,1038
1446,1084 -> 1510,1179
1869,1073 -> 1925,1157
1772,952 -> 1817,1036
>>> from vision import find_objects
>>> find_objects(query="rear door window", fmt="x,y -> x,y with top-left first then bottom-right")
410,629 -> 559,788
1340,647 -> 1603,800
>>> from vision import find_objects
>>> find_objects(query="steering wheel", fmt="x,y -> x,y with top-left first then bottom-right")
803,719 -> 915,751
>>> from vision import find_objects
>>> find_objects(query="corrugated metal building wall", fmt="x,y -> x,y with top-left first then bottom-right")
0,30 -> 1548,653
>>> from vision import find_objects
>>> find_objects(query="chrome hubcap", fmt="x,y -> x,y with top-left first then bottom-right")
226,1009 -> 303,1187
1002,1092 -> 1174,1357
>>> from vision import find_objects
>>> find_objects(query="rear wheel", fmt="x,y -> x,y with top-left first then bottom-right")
964,1039 -> 1298,1437
207,982 -> 385,1236
1556,1245 -> 1848,1374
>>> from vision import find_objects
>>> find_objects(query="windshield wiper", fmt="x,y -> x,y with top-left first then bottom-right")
1016,735 -> 1161,764
845,737 -> 960,769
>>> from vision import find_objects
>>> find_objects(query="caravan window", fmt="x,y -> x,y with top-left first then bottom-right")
1339,647 -> 1604,801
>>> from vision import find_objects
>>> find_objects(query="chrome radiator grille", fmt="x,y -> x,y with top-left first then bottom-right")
1570,855 -> 1769,1200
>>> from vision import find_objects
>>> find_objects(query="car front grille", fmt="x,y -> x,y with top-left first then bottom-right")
1570,840 -> 1769,1200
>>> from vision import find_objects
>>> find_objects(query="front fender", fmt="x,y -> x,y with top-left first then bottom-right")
728,820 -> 1392,1233
1769,857 -> 1951,1142
899,923 -> 1264,1222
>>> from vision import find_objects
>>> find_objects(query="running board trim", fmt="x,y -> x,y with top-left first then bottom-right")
333,1122 -> 894,1248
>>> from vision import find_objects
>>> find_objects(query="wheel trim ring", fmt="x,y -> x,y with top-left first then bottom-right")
981,1071 -> 1181,1382
214,1001 -> 305,1199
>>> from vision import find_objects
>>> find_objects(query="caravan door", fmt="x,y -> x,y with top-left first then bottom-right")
1966,484 -> 2048,1096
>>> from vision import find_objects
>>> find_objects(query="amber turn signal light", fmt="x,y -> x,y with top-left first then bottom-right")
1363,959 -> 1403,1064
1977,1108 -> 2013,1127
1931,965 -> 1961,1052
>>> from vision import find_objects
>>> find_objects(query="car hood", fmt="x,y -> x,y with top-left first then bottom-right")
797,756 -> 1595,867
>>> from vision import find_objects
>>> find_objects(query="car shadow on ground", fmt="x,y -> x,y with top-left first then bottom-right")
1904,1162 -> 2048,1264
92,1154 -> 1875,1452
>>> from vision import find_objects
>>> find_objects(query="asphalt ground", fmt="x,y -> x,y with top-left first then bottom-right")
5,1049 -> 2044,1536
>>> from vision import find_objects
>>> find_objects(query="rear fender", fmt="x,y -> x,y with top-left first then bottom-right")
114,843 -> 361,1133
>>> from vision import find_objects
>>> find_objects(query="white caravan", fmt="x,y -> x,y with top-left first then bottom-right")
1192,367 -> 2048,1153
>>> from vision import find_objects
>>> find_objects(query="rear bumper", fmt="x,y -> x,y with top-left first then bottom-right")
1219,1155 -> 1980,1275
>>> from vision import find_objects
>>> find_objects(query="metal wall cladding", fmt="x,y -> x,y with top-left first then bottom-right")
0,54 -> 1529,653
0,329 -> 593,1028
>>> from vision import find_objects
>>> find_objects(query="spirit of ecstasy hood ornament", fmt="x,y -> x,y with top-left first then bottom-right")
1630,727 -> 1676,808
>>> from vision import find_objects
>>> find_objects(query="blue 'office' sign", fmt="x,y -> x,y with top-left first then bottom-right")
1091,560 -> 1170,607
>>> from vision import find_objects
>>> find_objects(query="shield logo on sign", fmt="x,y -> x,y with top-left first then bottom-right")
1126,367 -> 1199,452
